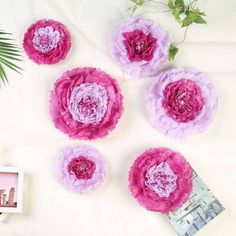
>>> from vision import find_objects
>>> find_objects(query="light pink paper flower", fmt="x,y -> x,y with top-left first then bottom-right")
23,19 -> 71,64
146,68 -> 218,138
112,17 -> 169,77
57,145 -> 105,193
49,67 -> 123,140
129,147 -> 192,213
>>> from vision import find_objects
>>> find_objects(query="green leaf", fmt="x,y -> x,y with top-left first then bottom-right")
0,56 -> 22,72
185,10 -> 197,20
0,45 -> 21,52
194,15 -> 207,24
182,16 -> 194,27
0,28 -> 23,86
168,44 -> 179,61
194,8 -> 206,16
0,53 -> 22,61
128,5 -> 138,15
0,49 -> 22,57
172,9 -> 182,25
0,31 -> 11,35
131,0 -> 145,6
168,0 -> 174,9
0,63 -> 8,85
0,37 -> 13,41
175,0 -> 184,8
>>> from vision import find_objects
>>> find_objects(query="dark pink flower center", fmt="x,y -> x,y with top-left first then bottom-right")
123,29 -> 157,62
39,35 -> 51,45
78,97 -> 98,116
67,156 -> 96,180
163,79 -> 204,123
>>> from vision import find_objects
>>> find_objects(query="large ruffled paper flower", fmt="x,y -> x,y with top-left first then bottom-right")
129,147 -> 192,213
112,17 -> 169,77
145,68 -> 218,138
57,145 -> 105,193
49,67 -> 123,140
23,19 -> 71,64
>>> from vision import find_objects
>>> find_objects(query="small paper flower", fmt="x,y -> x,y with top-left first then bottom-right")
146,68 -> 218,138
57,145 -> 105,193
49,67 -> 123,140
23,19 -> 71,64
129,147 -> 192,213
112,17 -> 169,77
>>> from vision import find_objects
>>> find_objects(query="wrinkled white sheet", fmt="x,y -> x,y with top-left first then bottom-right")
0,0 -> 235,235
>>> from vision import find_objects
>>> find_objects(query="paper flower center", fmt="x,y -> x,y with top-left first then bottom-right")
33,26 -> 60,53
67,156 -> 96,180
69,82 -> 108,124
145,162 -> 177,198
163,79 -> 204,123
123,29 -> 157,62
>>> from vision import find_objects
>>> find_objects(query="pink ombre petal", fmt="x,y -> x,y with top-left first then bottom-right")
111,17 -> 170,77
128,147 -> 193,213
49,67 -> 123,140
57,145 -> 106,193
145,68 -> 218,138
23,19 -> 71,65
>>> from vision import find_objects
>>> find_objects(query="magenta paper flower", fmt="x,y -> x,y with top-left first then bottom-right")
112,17 -> 169,77
23,19 -> 71,64
146,68 -> 218,139
49,67 -> 123,140
57,145 -> 105,193
129,147 -> 192,213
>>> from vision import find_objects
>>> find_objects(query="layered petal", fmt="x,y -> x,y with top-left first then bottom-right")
57,145 -> 106,193
145,68 -> 218,138
49,67 -> 123,140
112,17 -> 169,77
129,147 -> 192,213
23,19 -> 71,64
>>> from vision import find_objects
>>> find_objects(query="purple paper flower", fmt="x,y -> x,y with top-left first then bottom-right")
57,145 -> 105,193
111,17 -> 169,77
145,68 -> 218,138
23,19 -> 71,64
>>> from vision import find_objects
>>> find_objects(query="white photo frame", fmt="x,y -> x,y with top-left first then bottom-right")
0,167 -> 23,213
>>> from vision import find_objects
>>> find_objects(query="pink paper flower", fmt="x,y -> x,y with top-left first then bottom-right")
112,17 -> 169,77
163,79 -> 204,123
23,19 -> 71,64
49,67 -> 123,140
129,147 -> 193,213
57,145 -> 105,193
146,68 -> 218,138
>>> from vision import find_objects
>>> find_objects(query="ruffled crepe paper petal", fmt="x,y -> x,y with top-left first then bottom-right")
112,17 -> 170,77
57,145 -> 105,193
145,68 -> 218,139
23,19 -> 71,65
129,147 -> 193,213
49,67 -> 123,140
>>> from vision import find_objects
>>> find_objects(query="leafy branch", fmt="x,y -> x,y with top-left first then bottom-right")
0,29 -> 23,86
128,0 -> 207,60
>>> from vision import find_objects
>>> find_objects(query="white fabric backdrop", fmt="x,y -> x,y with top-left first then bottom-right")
0,0 -> 235,235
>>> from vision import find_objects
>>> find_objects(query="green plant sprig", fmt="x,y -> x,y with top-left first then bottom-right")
0,29 -> 23,86
128,0 -> 207,60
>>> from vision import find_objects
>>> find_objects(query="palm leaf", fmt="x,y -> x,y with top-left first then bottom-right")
0,29 -> 23,87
